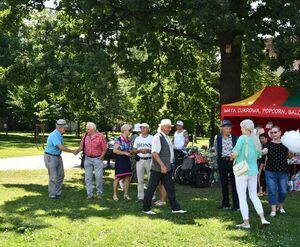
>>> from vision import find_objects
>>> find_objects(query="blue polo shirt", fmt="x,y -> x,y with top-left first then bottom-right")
45,129 -> 64,155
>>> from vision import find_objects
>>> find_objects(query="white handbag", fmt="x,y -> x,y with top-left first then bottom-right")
233,138 -> 249,176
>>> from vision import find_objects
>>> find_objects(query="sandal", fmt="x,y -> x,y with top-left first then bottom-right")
124,195 -> 131,200
113,195 -> 119,201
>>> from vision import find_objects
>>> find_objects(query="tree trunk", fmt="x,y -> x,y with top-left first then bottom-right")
209,107 -> 216,147
218,30 -> 243,105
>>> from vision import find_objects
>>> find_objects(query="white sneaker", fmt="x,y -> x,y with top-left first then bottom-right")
143,210 -> 156,215
261,219 -> 270,225
279,208 -> 286,214
270,211 -> 276,217
172,210 -> 187,214
236,223 -> 250,229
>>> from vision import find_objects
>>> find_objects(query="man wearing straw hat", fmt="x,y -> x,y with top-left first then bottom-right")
44,119 -> 76,199
142,119 -> 187,215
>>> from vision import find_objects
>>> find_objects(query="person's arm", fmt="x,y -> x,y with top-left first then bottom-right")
183,130 -> 189,147
57,144 -> 75,153
230,136 -> 243,160
152,152 -> 168,174
99,134 -> 107,160
113,142 -> 130,156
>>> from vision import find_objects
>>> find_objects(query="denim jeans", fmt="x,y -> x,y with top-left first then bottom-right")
265,170 -> 288,206
84,157 -> 104,196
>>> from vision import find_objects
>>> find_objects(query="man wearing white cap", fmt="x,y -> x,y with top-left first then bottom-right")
133,123 -> 153,201
173,120 -> 189,164
142,119 -> 187,214
44,119 -> 76,199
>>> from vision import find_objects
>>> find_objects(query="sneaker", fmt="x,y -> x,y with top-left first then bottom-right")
154,200 -> 166,206
49,196 -> 58,200
236,223 -> 250,229
87,195 -> 93,200
143,210 -> 156,215
217,205 -> 230,209
231,208 -> 240,211
55,195 -> 62,198
96,194 -> 102,199
270,211 -> 276,217
172,209 -> 187,214
261,219 -> 270,225
279,208 -> 286,214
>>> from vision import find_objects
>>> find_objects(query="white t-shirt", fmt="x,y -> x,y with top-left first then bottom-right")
133,134 -> 154,158
173,130 -> 187,150
152,131 -> 175,163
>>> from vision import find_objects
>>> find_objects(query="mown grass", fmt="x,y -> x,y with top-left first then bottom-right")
0,132 -> 209,158
0,168 -> 299,246
0,132 -> 80,158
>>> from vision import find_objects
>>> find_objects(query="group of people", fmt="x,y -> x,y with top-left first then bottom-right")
44,117 -> 291,227
44,119 -> 188,214
215,119 -> 290,229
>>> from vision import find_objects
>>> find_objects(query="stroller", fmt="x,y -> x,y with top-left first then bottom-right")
174,146 -> 213,188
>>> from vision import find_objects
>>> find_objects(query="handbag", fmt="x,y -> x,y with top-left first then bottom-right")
233,138 -> 249,176
80,133 -> 88,169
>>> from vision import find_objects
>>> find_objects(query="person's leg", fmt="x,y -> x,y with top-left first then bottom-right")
55,156 -> 65,197
143,171 -> 161,211
278,172 -> 288,210
218,161 -> 229,207
124,176 -> 132,198
94,159 -> 104,196
113,177 -> 121,199
160,184 -> 167,202
235,175 -> 249,224
161,171 -> 181,210
265,171 -> 278,214
258,164 -> 263,194
261,169 -> 267,193
44,154 -> 57,198
136,160 -> 145,200
84,157 -> 94,197
229,162 -> 239,209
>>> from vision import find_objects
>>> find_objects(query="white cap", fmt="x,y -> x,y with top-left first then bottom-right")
132,123 -> 141,132
56,119 -> 68,128
176,120 -> 184,126
159,119 -> 173,127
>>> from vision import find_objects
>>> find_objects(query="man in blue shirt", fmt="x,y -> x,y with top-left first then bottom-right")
44,119 -> 75,199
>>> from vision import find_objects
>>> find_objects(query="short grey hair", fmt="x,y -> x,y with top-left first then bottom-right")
121,124 -> 132,133
86,122 -> 97,130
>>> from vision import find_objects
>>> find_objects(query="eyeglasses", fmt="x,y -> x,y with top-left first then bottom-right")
270,131 -> 279,134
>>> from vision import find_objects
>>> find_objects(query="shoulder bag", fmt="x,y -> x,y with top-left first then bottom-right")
233,137 -> 249,176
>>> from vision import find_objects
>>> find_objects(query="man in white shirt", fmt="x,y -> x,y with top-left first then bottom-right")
133,123 -> 153,201
142,119 -> 187,215
173,120 -> 189,165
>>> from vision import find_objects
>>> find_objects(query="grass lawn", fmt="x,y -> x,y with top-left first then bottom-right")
0,132 -> 81,158
0,168 -> 299,246
0,132 -> 209,158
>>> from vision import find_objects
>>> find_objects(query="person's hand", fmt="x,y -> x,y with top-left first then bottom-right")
262,148 -> 268,155
99,156 -> 104,161
72,149 -> 77,155
160,165 -> 168,174
124,151 -> 131,157
230,152 -> 236,160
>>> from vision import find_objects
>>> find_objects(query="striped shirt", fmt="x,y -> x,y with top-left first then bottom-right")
80,131 -> 107,157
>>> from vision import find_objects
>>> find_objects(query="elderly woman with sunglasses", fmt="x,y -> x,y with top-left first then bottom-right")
231,119 -> 270,229
262,126 -> 289,217
113,124 -> 133,201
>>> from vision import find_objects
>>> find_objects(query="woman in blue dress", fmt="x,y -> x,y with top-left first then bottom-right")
113,124 -> 132,201
231,119 -> 270,229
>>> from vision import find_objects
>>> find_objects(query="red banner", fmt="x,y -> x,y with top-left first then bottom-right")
221,106 -> 300,119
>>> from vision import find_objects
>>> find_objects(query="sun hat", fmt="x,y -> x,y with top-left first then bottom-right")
132,123 -> 141,132
159,119 -> 173,127
140,123 -> 149,128
220,120 -> 232,127
56,119 -> 68,128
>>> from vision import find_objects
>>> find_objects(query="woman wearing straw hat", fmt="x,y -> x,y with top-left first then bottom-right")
113,124 -> 133,201
231,119 -> 270,229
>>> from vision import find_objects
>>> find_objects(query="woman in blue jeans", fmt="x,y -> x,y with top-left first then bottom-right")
263,126 -> 289,217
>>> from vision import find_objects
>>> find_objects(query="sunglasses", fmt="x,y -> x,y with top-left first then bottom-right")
270,131 -> 279,134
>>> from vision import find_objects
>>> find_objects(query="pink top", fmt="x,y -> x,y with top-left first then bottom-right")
80,131 -> 107,157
